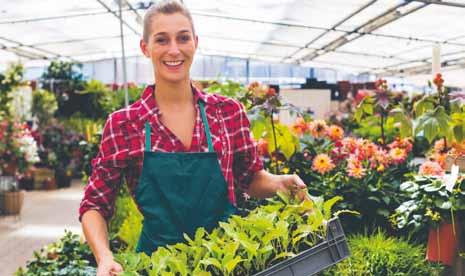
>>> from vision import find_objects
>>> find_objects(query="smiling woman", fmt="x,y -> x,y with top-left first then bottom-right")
79,1 -> 307,276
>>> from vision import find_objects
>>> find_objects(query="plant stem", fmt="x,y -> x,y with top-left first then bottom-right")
443,136 -> 448,152
380,113 -> 386,146
270,111 -> 279,174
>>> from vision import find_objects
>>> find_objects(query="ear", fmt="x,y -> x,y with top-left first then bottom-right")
194,34 -> 199,49
140,39 -> 150,58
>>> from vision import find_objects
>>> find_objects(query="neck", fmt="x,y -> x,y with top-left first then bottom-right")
154,79 -> 193,105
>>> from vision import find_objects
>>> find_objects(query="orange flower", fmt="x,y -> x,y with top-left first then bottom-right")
309,120 -> 328,138
347,156 -> 366,178
389,147 -> 407,165
362,141 -> 378,157
291,117 -> 308,136
451,141 -> 465,155
430,152 -> 447,169
419,161 -> 444,176
347,165 -> 366,179
312,154 -> 335,174
327,125 -> 344,141
433,139 -> 446,153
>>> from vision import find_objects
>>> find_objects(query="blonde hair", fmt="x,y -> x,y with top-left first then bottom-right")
143,0 -> 196,42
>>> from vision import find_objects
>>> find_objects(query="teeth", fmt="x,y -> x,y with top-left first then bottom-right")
165,60 -> 183,66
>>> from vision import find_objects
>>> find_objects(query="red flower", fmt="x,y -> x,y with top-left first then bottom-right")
433,73 -> 444,88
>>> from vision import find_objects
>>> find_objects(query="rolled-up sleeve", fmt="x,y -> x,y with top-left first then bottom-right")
79,114 -> 129,221
232,103 -> 264,191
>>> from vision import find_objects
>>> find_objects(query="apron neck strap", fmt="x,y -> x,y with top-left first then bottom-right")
145,121 -> 151,152
144,100 -> 214,152
198,100 -> 214,152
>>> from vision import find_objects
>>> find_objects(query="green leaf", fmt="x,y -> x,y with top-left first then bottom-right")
224,257 -> 243,275
400,181 -> 419,193
323,196 -> 342,220
200,258 -> 222,271
414,96 -> 435,117
423,183 -> 442,192
265,122 -> 298,159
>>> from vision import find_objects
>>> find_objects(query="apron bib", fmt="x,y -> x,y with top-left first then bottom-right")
135,100 -> 236,255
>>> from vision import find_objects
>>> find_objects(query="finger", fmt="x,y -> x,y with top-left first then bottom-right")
293,174 -> 306,188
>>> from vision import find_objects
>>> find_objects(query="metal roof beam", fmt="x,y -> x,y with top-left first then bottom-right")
0,9 -> 131,25
191,9 -> 465,49
95,0 -> 140,35
412,0 -> 465,8
0,37 -> 77,61
283,0 -> 378,62
298,1 -> 428,63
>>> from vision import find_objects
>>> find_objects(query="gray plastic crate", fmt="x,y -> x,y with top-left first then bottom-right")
253,217 -> 350,276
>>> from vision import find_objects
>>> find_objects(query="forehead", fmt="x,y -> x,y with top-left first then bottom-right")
150,12 -> 193,35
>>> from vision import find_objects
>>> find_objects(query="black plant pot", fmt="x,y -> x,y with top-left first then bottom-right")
55,168 -> 72,188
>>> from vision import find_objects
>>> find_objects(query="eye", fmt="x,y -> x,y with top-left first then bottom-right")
178,35 -> 191,43
154,37 -> 167,44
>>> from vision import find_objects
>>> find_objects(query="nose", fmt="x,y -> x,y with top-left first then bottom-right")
167,39 -> 181,56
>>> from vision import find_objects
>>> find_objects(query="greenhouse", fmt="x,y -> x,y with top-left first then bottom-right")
1,0 -> 465,275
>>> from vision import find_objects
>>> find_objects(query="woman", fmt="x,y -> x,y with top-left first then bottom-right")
79,1 -> 307,275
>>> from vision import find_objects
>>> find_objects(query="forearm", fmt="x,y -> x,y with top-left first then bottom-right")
246,169 -> 284,199
81,210 -> 113,264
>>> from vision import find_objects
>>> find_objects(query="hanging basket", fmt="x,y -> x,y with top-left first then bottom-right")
445,154 -> 465,172
426,222 -> 458,266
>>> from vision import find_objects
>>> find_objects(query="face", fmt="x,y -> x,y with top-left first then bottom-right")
140,13 -> 198,84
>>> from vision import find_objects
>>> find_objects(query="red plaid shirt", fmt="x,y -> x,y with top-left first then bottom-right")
79,85 -> 263,221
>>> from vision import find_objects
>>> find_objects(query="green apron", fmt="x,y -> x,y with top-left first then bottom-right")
135,100 -> 237,255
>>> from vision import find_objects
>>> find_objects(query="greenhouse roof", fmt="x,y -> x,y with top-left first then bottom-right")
1,0 -> 464,85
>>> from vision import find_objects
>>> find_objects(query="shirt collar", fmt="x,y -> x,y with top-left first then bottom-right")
138,83 -> 219,122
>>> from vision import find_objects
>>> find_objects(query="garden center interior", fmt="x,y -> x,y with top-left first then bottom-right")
1,0 -> 465,275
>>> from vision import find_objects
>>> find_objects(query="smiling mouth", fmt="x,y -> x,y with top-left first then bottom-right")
163,60 -> 184,67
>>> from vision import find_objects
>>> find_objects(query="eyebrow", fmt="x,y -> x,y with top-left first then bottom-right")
153,30 -> 191,37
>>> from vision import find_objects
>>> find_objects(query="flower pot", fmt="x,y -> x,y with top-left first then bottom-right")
33,167 -> 56,190
2,190 -> 25,215
427,223 -> 458,266
445,154 -> 465,172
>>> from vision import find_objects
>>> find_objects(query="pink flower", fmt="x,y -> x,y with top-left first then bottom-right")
389,147 -> 407,165
419,161 -> 444,176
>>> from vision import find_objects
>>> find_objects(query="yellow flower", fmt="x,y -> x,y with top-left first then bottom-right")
425,208 -> 441,222
377,164 -> 385,172
312,154 -> 335,174
327,125 -> 344,141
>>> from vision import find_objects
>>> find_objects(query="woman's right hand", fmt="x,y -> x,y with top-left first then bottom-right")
97,256 -> 123,276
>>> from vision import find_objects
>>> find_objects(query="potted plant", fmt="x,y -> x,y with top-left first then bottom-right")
40,122 -> 82,188
0,118 -> 40,176
391,74 -> 465,170
393,173 -> 465,266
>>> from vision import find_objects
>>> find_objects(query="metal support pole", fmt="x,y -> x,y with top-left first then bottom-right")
118,0 -> 129,107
